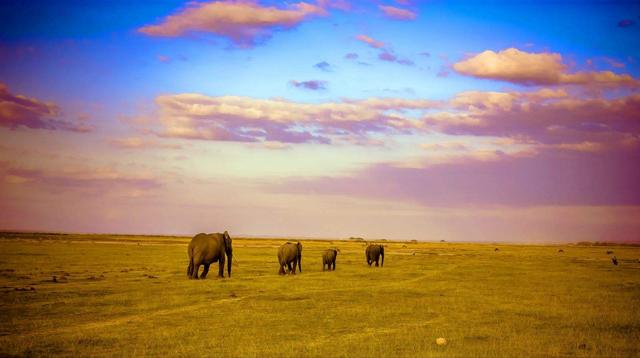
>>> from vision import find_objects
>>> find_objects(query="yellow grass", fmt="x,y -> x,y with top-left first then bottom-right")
0,233 -> 639,357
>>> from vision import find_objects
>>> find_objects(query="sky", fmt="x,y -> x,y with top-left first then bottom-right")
1,0 -> 639,242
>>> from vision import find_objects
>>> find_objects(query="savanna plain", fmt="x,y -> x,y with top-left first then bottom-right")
0,233 -> 639,357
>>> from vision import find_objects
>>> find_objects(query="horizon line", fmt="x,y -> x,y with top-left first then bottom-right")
1,229 -> 638,246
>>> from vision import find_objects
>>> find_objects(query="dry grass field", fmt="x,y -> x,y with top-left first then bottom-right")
0,233 -> 639,357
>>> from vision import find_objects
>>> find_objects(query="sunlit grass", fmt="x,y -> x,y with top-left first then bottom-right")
0,234 -> 638,357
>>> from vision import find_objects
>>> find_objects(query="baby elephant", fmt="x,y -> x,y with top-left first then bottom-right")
323,249 -> 338,271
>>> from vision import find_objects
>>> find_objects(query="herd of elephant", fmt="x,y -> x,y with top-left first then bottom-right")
186,231 -> 385,279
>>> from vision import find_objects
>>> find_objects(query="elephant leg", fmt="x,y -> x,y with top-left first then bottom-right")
279,264 -> 285,275
192,264 -> 201,279
375,259 -> 379,267
286,262 -> 292,274
187,261 -> 194,278
201,264 -> 210,279
333,261 -> 336,271
200,264 -> 210,279
218,257 -> 225,278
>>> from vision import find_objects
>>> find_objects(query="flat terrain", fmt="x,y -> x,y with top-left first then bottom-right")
0,233 -> 639,357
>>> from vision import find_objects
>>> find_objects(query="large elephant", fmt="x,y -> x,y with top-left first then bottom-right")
278,242 -> 302,275
187,231 -> 233,279
322,249 -> 338,271
365,244 -> 384,267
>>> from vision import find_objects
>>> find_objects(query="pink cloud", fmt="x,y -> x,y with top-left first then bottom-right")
149,86 -> 640,153
379,5 -> 416,20
144,83 -> 640,163
273,147 -> 640,207
289,80 -> 328,90
1,162 -> 161,193
138,1 -> 328,47
355,34 -> 385,49
356,34 -> 414,66
453,48 -> 640,87
427,90 -> 640,148
0,83 -> 91,132
152,94 -> 438,144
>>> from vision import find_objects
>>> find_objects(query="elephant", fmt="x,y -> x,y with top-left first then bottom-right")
278,242 -> 302,275
187,231 -> 233,279
365,244 -> 384,267
322,249 -> 338,271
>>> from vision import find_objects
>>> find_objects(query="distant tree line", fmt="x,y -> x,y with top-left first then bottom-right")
576,241 -> 639,247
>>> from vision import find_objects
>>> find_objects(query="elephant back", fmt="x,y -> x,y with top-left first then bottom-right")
323,249 -> 337,260
278,242 -> 301,262
366,244 -> 383,257
189,233 -> 225,257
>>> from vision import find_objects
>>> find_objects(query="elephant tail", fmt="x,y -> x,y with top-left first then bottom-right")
187,243 -> 194,277
187,257 -> 194,277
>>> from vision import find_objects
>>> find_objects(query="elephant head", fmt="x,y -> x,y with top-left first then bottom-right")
223,231 -> 233,277
296,241 -> 302,273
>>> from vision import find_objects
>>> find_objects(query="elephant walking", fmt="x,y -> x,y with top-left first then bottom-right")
187,231 -> 233,279
322,249 -> 338,271
365,244 -> 384,267
278,242 -> 302,275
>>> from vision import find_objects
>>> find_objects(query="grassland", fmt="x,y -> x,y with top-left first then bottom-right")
0,233 -> 639,357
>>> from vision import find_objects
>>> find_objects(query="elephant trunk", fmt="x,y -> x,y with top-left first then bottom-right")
298,252 -> 302,273
227,251 -> 232,277
380,247 -> 384,267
